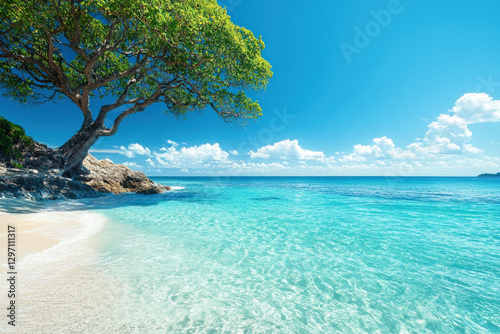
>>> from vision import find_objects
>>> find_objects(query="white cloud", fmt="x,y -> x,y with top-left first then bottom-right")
153,143 -> 231,169
127,143 -> 152,156
334,93 -> 500,174
118,146 -> 135,158
340,136 -> 412,163
93,93 -> 500,176
167,140 -> 179,147
451,93 -> 500,124
123,161 -> 142,169
418,113 -> 479,154
249,139 -> 325,160
156,143 -> 229,163
116,143 -> 152,158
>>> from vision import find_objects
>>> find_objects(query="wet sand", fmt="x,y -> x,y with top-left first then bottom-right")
0,199 -> 118,333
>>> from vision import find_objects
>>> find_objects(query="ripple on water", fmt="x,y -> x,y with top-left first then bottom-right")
36,177 -> 500,333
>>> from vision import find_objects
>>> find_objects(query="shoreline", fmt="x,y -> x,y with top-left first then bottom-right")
0,199 -> 105,268
0,212 -> 59,271
0,199 -> 114,333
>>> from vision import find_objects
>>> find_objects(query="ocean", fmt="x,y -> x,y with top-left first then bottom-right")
15,177 -> 500,333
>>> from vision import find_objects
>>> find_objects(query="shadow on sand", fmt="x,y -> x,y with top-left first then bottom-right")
0,189 -> 216,214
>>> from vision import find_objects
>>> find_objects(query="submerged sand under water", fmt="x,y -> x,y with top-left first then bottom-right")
1,176 -> 499,333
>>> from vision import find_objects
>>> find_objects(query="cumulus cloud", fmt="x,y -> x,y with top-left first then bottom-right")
451,93 -> 500,124
412,113 -> 479,155
128,143 -> 152,156
340,136 -> 412,163
336,93 -> 500,173
118,146 -> 135,158
249,139 -> 325,160
90,142 -> 234,171
117,143 -> 152,158
154,143 -> 230,168
89,93 -> 500,176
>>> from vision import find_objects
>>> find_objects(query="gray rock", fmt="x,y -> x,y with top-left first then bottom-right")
0,169 -> 102,201
1,144 -> 170,200
1,119 -> 170,201
0,154 -> 170,201
1,139 -> 64,171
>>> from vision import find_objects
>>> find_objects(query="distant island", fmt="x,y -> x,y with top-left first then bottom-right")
477,172 -> 500,178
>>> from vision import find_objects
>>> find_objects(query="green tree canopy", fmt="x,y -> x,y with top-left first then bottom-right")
0,0 -> 272,172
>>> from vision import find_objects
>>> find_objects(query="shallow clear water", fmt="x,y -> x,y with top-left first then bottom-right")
84,177 -> 499,333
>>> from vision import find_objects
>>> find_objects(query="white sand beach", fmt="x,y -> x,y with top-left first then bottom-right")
0,199 -> 119,333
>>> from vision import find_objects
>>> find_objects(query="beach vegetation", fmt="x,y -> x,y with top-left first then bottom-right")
0,116 -> 34,168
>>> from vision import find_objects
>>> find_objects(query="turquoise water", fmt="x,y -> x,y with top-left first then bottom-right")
86,177 -> 499,333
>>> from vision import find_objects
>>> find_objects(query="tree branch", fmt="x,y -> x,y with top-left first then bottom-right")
98,93 -> 161,137
94,74 -> 144,126
88,57 -> 148,91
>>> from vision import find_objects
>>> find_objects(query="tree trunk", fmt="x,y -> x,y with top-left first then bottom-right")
58,123 -> 101,176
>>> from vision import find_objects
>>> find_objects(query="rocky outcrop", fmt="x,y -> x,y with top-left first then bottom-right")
0,117 -> 170,201
0,116 -> 63,170
0,155 -> 170,201
19,141 -> 64,170
79,155 -> 170,195
0,167 -> 102,201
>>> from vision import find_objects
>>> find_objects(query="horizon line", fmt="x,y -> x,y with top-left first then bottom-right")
146,175 -> 490,178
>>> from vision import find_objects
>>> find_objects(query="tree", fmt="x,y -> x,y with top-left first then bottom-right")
0,0 -> 272,175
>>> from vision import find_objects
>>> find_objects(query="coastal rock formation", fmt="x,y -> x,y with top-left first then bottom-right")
79,155 -> 170,195
0,167 -> 101,201
12,140 -> 64,170
0,117 -> 170,201
1,115 -> 63,170
0,155 -> 170,201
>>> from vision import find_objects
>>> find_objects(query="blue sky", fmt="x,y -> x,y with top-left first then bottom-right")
1,0 -> 500,176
